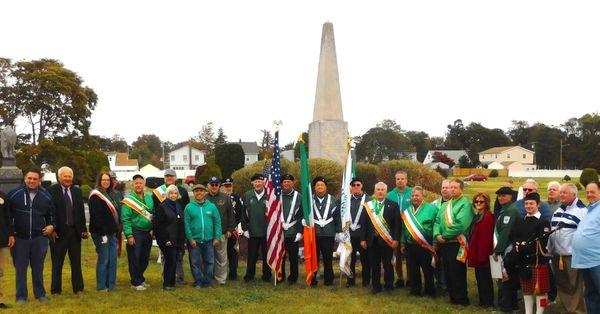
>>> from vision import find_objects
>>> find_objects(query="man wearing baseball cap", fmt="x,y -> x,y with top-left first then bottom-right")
121,174 -> 154,290
221,178 -> 243,280
205,177 -> 235,285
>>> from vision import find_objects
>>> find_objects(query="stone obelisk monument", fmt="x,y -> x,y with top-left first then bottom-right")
308,22 -> 348,165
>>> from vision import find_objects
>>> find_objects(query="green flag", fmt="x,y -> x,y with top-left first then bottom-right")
299,140 -> 313,227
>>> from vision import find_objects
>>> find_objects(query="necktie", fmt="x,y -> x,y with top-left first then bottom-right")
64,187 -> 74,226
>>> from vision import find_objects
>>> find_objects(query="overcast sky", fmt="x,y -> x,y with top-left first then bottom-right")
3,0 -> 600,146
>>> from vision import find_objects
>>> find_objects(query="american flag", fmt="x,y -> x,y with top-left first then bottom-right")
265,130 -> 285,281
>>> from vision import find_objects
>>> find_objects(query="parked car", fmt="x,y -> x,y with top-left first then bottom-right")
464,174 -> 487,182
184,176 -> 196,185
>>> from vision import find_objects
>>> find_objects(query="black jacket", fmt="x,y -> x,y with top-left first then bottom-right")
154,200 -> 185,248
6,185 -> 56,239
361,199 -> 402,246
48,184 -> 87,237
0,191 -> 11,247
88,192 -> 120,236
152,185 -> 190,213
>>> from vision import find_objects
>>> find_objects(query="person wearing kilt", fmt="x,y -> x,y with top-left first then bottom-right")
511,192 -> 551,314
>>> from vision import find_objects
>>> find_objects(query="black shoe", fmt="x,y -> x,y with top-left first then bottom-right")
324,281 -> 333,286
261,276 -> 271,283
287,279 -> 297,285
244,277 -> 253,283
0,303 -> 9,308
346,280 -> 355,288
229,275 -> 238,281
394,279 -> 405,288
310,280 -> 318,287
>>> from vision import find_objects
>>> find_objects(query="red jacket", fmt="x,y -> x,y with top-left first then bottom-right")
467,210 -> 494,268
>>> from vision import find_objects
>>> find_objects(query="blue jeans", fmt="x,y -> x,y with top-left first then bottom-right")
92,234 -> 117,290
582,265 -> 600,314
11,236 -> 48,301
126,230 -> 152,286
189,241 -> 215,287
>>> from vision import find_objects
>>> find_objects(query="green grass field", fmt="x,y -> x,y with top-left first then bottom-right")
0,177 -> 583,313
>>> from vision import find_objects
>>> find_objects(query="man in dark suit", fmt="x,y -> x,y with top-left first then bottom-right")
48,166 -> 88,295
361,181 -> 401,294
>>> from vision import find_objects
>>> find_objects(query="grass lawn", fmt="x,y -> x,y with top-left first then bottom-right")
0,177 -> 580,313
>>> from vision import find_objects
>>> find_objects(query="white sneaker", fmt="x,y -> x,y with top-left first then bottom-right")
141,282 -> 151,288
131,285 -> 147,291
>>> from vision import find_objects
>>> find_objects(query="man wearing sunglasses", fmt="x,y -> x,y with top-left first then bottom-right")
347,178 -> 371,288
514,179 -> 552,222
205,177 -> 235,285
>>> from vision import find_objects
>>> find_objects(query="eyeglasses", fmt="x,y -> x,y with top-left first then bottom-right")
209,183 -> 219,187
474,200 -> 485,204
523,188 -> 535,192
351,183 -> 362,187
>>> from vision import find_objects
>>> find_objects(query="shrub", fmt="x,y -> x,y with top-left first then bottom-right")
377,160 -> 443,193
489,169 -> 499,178
563,175 -> 571,181
580,168 -> 599,187
231,159 -> 296,195
355,163 -> 378,195
80,184 -> 92,201
575,182 -> 584,191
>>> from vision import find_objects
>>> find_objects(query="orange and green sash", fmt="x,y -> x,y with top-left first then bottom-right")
445,200 -> 468,263
402,204 -> 435,254
122,194 -> 153,222
364,200 -> 394,248
153,185 -> 167,203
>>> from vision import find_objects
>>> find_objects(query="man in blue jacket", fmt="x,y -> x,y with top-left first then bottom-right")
6,168 -> 56,303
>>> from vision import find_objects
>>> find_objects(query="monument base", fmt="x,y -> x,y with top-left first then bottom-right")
0,158 -> 22,192
308,120 -> 349,165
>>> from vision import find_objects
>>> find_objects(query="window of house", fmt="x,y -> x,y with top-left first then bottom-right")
507,153 -> 511,158
183,155 -> 187,161
170,155 -> 175,161
195,155 -> 199,161
495,154 -> 498,159
523,154 -> 526,159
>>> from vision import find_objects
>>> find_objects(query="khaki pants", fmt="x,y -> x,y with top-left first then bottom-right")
552,255 -> 586,313
0,247 -> 8,303
214,235 -> 228,284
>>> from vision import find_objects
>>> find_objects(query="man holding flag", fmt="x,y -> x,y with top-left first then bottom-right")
401,186 -> 438,297
361,182 -> 402,294
433,179 -> 473,306
347,178 -> 371,288
311,176 -> 341,286
241,173 -> 272,283
280,174 -> 303,285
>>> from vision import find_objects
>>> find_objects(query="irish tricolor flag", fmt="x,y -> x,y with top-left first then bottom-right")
299,139 -> 318,285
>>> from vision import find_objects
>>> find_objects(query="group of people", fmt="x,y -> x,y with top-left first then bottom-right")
1,166 -> 600,314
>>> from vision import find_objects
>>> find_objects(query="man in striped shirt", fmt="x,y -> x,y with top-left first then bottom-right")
548,183 -> 587,313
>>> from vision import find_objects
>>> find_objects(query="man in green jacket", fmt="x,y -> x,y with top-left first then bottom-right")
280,174 -> 303,285
241,173 -> 272,283
386,170 -> 412,288
185,184 -> 222,289
493,186 -> 521,312
205,176 -> 235,285
401,186 -> 439,297
121,174 -> 155,291
433,179 -> 473,306
311,176 -> 341,287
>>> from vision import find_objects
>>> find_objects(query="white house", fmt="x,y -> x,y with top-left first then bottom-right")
422,150 -> 468,166
479,146 -> 536,170
167,143 -> 206,171
105,152 -> 139,180
231,140 -> 259,166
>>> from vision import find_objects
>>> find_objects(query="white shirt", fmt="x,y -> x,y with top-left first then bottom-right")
548,198 -> 588,256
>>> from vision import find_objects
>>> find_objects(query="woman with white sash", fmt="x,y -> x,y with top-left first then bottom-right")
89,172 -> 120,292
